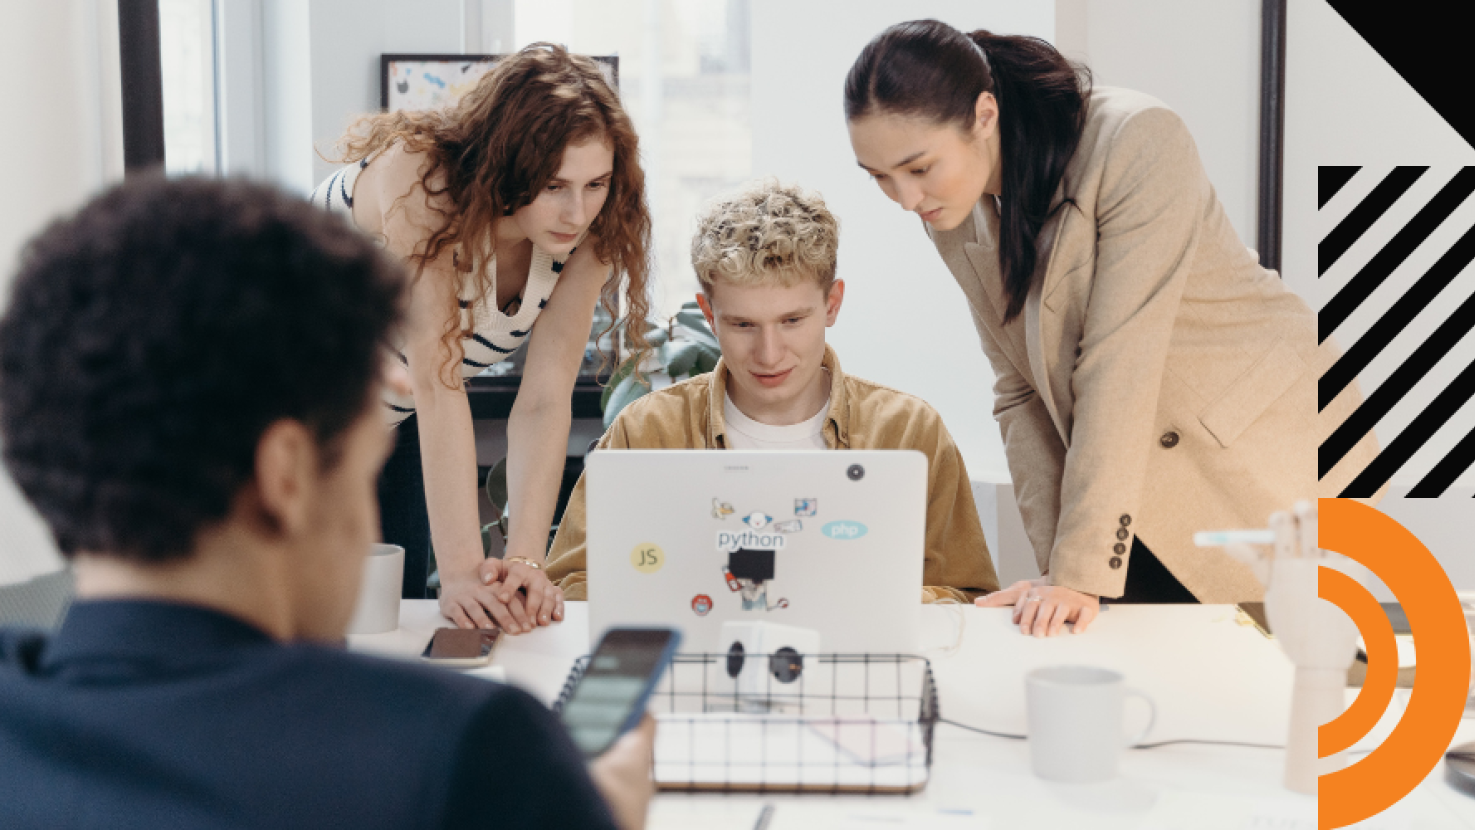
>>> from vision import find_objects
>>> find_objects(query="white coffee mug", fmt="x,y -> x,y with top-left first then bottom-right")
1025,665 -> 1156,783
346,543 -> 404,636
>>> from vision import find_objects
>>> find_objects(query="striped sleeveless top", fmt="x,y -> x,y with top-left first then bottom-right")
310,156 -> 579,425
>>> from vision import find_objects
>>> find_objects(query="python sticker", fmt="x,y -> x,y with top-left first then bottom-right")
821,520 -> 867,540
716,529 -> 787,552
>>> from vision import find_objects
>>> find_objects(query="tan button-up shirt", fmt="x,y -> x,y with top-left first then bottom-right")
545,346 -> 1000,602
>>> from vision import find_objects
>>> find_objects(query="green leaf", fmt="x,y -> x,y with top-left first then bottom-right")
676,322 -> 719,353
603,372 -> 652,429
692,348 -> 720,376
645,326 -> 670,348
663,341 -> 702,379
601,357 -> 640,410
484,458 -> 509,512
674,308 -> 711,332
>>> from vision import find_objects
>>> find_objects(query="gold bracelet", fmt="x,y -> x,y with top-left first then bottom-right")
504,556 -> 542,571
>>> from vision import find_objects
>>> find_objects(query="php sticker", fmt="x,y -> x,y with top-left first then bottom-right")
692,594 -> 713,616
822,521 -> 868,540
795,499 -> 817,517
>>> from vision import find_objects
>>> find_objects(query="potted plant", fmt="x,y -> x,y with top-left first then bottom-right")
601,299 -> 722,429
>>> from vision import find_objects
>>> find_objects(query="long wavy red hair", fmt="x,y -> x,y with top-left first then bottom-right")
336,43 -> 652,386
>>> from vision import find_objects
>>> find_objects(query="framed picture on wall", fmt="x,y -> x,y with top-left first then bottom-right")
380,53 -> 619,111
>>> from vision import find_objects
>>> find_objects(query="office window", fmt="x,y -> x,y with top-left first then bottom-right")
158,0 -> 217,175
515,0 -> 752,318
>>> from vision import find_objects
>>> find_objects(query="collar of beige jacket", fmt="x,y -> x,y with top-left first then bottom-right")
957,181 -> 1080,444
704,344 -> 849,449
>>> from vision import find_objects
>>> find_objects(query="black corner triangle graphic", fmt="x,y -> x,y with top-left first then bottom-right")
1327,3 -> 1475,152
1319,166 -> 1360,208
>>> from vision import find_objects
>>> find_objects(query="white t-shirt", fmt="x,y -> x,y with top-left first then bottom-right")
722,390 -> 830,450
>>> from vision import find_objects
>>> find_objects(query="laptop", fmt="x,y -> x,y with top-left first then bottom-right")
585,450 -> 926,655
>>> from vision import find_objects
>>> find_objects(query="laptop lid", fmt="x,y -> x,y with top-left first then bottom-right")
585,450 -> 926,654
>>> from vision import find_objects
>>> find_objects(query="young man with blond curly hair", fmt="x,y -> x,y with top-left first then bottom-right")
545,179 -> 999,602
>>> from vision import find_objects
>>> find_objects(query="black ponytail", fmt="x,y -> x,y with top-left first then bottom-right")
845,20 -> 1090,323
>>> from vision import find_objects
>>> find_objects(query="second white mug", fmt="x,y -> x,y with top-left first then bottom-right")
346,543 -> 405,636
1025,665 -> 1156,783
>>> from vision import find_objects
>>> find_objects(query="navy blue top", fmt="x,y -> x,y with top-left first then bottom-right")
0,600 -> 617,829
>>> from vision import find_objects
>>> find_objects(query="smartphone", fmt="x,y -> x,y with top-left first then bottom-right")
559,627 -> 681,758
420,628 -> 501,667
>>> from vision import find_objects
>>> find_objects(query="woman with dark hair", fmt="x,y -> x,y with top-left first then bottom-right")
845,20 -> 1374,636
312,43 -> 652,634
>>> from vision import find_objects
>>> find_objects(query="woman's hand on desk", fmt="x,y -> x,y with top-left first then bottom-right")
976,578 -> 1100,637
437,558 -> 564,634
482,556 -> 565,635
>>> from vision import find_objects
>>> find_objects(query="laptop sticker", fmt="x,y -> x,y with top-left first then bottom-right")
727,548 -> 787,612
691,594 -> 713,616
795,498 -> 817,517
711,499 -> 735,519
742,511 -> 772,529
630,542 -> 665,573
721,565 -> 742,592
717,529 -> 786,551
821,521 -> 868,540
773,519 -> 803,533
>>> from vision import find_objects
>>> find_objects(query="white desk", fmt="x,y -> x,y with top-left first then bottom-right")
351,602 -> 1475,829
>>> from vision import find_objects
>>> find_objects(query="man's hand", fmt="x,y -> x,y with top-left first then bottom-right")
976,578 -> 1101,636
589,715 -> 656,830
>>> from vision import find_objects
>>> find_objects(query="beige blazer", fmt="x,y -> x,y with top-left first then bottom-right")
929,87 -> 1377,603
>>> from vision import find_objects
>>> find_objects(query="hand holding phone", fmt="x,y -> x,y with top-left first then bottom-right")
589,714 -> 657,830
559,627 -> 680,759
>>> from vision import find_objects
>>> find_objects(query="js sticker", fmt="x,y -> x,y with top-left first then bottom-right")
630,543 -> 665,574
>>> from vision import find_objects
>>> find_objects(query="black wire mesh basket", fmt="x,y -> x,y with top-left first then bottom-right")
554,652 -> 938,794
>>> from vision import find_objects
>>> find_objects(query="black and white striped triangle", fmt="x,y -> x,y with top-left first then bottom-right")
1319,166 -> 1475,498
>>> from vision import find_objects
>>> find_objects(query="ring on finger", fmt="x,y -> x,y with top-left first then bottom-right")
1025,595 -> 1043,603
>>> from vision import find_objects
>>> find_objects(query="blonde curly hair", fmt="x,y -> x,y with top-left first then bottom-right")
691,179 -> 839,294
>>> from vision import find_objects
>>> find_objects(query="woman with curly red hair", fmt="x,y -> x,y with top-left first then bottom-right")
313,43 -> 652,634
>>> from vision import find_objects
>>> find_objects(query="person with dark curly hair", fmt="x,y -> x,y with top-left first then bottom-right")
0,176 -> 654,830
312,43 -> 653,633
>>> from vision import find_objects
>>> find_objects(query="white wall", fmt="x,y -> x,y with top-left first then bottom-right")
305,0 -> 466,187
1056,0 -> 1261,251
247,0 -> 469,194
0,0 -> 124,584
749,0 -> 1056,482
